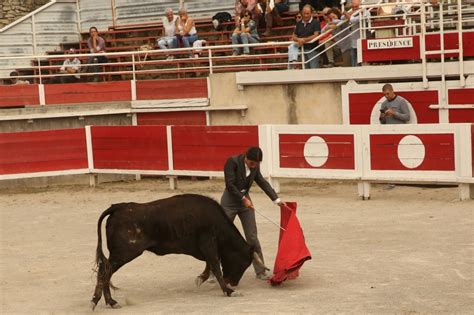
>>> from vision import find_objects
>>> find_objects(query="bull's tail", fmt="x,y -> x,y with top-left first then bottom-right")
95,204 -> 120,281
92,204 -> 122,308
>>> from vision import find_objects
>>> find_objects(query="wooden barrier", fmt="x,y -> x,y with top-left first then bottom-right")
0,124 -> 472,200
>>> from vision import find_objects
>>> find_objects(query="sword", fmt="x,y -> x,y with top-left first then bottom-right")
252,207 -> 287,232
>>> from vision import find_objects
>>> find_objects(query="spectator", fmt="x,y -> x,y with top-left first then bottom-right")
156,8 -> 178,60
173,8 -> 199,58
235,0 -> 262,27
288,5 -> 321,69
319,7 -> 335,67
257,0 -> 289,37
52,48 -> 81,84
322,8 -> 352,67
86,26 -> 108,81
231,10 -> 260,56
9,71 -> 30,85
379,84 -> 410,124
343,0 -> 369,67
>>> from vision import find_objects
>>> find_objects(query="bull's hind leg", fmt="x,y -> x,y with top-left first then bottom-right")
195,263 -> 211,287
101,250 -> 144,309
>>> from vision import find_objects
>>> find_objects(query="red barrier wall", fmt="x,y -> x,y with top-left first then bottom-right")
448,88 -> 474,123
91,126 -> 168,170
0,84 -> 40,107
44,81 -> 132,105
279,134 -> 355,169
171,126 -> 258,171
0,128 -> 87,175
361,31 -> 474,62
136,78 -> 208,100
348,91 -> 439,124
370,133 -> 455,171
137,112 -> 206,125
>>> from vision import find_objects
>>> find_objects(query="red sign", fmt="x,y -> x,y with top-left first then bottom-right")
0,84 -> 40,108
44,81 -> 131,105
136,78 -> 208,100
370,134 -> 455,171
172,126 -> 258,171
0,128 -> 87,174
91,126 -> 168,170
279,134 -> 355,169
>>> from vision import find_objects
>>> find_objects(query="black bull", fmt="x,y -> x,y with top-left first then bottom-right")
91,194 -> 268,309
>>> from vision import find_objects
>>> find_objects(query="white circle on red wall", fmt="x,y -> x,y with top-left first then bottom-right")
397,135 -> 425,169
304,136 -> 329,167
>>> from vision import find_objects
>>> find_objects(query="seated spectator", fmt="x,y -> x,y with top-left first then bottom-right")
231,10 -> 260,56
156,8 -> 178,60
192,39 -> 208,58
52,48 -> 81,84
288,5 -> 321,69
173,8 -> 199,58
87,26 -> 108,81
212,12 -> 233,31
235,0 -> 262,27
257,0 -> 289,37
9,71 -> 30,85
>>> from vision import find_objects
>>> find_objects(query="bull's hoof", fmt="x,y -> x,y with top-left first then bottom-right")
110,302 -> 122,309
90,301 -> 97,311
195,276 -> 204,287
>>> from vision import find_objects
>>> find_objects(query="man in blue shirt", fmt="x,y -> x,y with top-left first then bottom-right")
288,5 -> 321,69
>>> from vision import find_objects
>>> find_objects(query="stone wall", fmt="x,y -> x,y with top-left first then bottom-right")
0,0 -> 50,29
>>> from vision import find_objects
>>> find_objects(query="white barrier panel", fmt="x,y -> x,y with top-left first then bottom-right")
361,124 -> 472,183
267,124 -> 473,200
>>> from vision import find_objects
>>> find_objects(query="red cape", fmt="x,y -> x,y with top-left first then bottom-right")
270,202 -> 311,286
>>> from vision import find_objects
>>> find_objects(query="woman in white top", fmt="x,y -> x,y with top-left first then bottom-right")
173,8 -> 199,57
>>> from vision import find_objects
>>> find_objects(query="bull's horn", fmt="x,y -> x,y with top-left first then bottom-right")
253,252 -> 270,271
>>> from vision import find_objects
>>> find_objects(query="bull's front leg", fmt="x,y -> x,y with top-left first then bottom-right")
197,235 -> 235,297
208,261 -> 234,297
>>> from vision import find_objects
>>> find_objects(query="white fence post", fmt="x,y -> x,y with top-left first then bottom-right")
85,126 -> 98,187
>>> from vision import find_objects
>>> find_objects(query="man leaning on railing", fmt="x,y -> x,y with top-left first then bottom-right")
343,0 -> 370,67
288,4 -> 321,69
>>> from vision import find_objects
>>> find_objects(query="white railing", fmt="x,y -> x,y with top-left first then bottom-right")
1,0 -> 473,84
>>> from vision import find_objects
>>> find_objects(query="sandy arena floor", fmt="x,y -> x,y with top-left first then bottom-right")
1,178 -> 473,314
